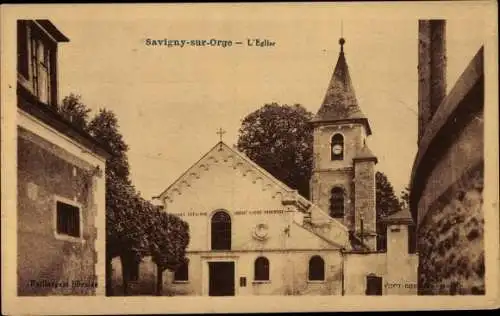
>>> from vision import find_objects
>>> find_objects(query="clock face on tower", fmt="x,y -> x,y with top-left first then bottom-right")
332,144 -> 343,155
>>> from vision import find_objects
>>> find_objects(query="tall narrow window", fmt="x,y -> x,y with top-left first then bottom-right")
29,25 -> 55,106
329,187 -> 345,218
254,257 -> 270,281
211,211 -> 231,250
308,256 -> 325,281
36,40 -> 50,104
174,260 -> 189,282
17,20 -> 29,78
331,133 -> 344,160
56,201 -> 80,238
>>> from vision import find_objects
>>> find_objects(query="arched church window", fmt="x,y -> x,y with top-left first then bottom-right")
211,210 -> 231,250
308,255 -> 325,281
254,256 -> 270,281
330,187 -> 345,218
174,260 -> 189,282
331,133 -> 344,160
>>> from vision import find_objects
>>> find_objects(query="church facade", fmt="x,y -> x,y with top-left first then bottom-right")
111,38 -> 418,296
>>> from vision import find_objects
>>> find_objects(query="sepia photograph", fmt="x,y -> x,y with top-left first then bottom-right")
1,2 -> 498,314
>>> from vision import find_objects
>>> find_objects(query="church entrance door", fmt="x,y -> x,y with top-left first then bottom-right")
208,262 -> 235,296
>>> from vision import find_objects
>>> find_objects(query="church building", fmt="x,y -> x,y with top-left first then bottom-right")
111,38 -> 418,296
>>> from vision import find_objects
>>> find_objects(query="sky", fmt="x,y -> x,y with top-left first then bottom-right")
46,4 -> 487,201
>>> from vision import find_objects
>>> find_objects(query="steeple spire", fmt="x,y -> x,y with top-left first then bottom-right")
311,36 -> 372,135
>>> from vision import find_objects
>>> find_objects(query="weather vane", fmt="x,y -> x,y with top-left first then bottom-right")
339,20 -> 345,53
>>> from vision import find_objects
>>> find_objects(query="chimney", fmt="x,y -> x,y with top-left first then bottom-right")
418,20 -> 447,143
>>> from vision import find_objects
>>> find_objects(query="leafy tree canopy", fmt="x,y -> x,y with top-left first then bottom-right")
375,171 -> 402,219
149,209 -> 190,272
400,186 -> 410,210
59,93 -> 92,131
237,103 -> 313,198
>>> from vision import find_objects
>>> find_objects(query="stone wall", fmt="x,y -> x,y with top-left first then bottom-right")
418,161 -> 484,295
354,160 -> 376,250
17,128 -> 98,296
412,22 -> 484,295
312,123 -> 366,172
310,169 -> 354,228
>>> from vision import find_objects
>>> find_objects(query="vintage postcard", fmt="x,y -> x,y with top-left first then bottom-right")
1,2 -> 499,314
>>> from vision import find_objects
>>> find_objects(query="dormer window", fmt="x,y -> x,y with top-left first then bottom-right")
17,20 -> 63,107
331,133 -> 344,160
32,37 -> 52,104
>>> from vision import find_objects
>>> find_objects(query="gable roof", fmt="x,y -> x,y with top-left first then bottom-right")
311,38 -> 372,135
35,20 -> 70,42
381,208 -> 414,225
353,143 -> 378,163
154,141 -> 310,208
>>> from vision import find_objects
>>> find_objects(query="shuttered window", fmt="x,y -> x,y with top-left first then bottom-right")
56,201 -> 80,238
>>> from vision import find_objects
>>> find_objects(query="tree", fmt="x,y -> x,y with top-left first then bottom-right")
375,171 -> 402,218
58,97 -> 190,296
86,109 -> 151,295
375,171 -> 402,251
400,186 -> 410,209
148,207 -> 190,295
88,109 -> 132,184
59,94 -> 92,131
237,103 -> 313,198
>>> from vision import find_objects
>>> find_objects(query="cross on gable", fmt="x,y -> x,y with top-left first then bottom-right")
216,128 -> 226,142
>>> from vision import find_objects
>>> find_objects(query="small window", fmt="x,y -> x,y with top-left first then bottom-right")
174,260 -> 189,282
366,274 -> 383,295
308,256 -> 325,281
254,257 -> 270,281
329,187 -> 344,218
240,277 -> 247,287
331,134 -> 344,160
56,201 -> 80,238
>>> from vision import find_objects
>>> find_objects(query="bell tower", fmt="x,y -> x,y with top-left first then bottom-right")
309,37 -> 378,251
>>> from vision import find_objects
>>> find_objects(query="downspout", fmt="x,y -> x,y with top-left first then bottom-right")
340,248 -> 345,296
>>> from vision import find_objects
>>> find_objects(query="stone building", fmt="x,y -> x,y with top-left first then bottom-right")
111,38 -> 418,296
16,20 -> 109,295
410,20 -> 484,294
